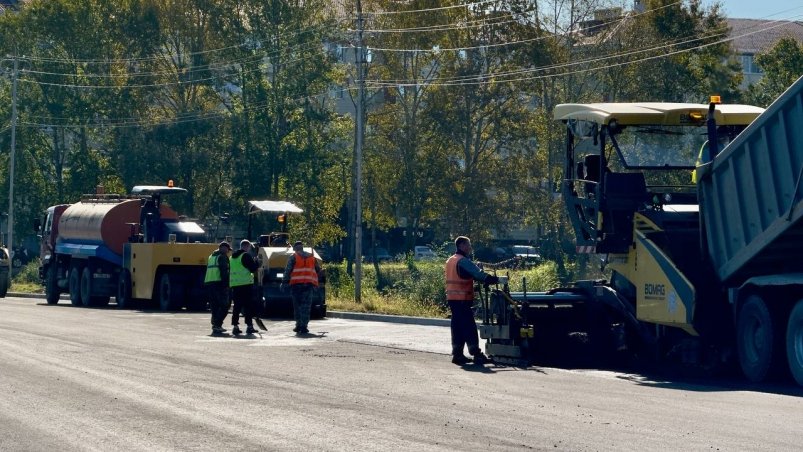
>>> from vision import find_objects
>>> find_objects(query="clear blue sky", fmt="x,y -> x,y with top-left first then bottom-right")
706,0 -> 803,20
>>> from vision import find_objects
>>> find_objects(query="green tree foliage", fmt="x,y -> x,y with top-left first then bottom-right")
744,38 -> 803,107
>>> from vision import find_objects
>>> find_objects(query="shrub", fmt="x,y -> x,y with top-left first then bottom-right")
14,259 -> 41,284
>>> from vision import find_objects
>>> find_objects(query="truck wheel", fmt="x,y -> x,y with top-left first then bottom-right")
80,266 -> 109,307
0,271 -> 8,298
737,295 -> 783,383
68,266 -> 83,306
158,273 -> 183,312
786,300 -> 803,387
312,305 -> 327,319
117,270 -> 132,309
80,267 -> 93,307
45,266 -> 60,305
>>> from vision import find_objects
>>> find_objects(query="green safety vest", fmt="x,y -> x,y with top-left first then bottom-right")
204,253 -> 222,283
229,253 -> 254,287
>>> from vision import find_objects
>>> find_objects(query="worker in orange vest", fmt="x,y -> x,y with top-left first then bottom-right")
445,236 -> 498,365
282,240 -> 322,335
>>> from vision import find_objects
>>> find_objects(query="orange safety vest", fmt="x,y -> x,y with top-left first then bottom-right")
290,253 -> 319,286
445,254 -> 474,301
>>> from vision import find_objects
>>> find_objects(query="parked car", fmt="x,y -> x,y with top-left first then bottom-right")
364,247 -> 393,263
474,246 -> 512,264
413,246 -> 437,260
510,245 -> 541,267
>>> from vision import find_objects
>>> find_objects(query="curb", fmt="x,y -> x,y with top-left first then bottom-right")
326,310 -> 450,327
8,292 -> 450,327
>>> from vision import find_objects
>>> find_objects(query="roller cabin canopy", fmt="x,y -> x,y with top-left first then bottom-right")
131,186 -> 188,196
553,102 -> 765,126
247,200 -> 303,214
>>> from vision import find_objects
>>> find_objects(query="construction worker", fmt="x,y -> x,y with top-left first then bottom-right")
205,241 -> 231,335
230,239 -> 260,335
445,236 -> 498,365
282,240 -> 321,335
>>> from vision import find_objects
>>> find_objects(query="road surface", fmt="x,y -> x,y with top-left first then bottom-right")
1,296 -> 801,451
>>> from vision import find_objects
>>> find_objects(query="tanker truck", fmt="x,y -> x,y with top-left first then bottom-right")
37,184 -> 217,311
481,77 -> 803,386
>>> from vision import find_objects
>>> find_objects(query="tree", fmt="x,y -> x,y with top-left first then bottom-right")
744,37 -> 803,107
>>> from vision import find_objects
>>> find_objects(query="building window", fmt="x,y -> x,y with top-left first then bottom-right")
741,54 -> 762,74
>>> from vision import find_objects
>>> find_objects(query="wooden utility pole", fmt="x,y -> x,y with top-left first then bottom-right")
8,55 -> 18,253
354,0 -> 365,302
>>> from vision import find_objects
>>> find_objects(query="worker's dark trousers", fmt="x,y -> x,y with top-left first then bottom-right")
448,301 -> 481,357
208,284 -> 230,328
231,285 -> 254,327
291,284 -> 314,331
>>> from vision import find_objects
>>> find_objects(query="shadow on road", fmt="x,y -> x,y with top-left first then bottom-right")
614,370 -> 803,397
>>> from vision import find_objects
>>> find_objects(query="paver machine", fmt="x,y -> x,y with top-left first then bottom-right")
480,98 -> 770,376
247,200 -> 326,318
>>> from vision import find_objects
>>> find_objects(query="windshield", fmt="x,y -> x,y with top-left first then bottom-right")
610,125 -> 708,169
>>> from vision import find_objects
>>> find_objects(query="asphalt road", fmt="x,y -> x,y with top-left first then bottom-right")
1,295 -> 802,451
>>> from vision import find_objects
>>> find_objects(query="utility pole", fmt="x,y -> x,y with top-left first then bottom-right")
354,0 -> 365,302
8,55 -> 18,254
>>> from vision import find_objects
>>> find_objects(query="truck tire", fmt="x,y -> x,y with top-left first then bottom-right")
737,295 -> 784,383
0,271 -> 8,298
117,270 -> 132,309
68,266 -> 83,306
312,305 -> 327,319
786,300 -> 803,387
158,272 -> 183,312
80,267 -> 109,307
45,265 -> 60,305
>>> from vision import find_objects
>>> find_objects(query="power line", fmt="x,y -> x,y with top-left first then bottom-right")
19,87 -> 354,129
364,0 -> 500,16
19,18 -> 348,65
359,1 -> 684,53
21,39 -> 325,80
368,20 -> 734,85
18,44 -> 336,89
356,12 -> 521,33
364,14 -> 803,87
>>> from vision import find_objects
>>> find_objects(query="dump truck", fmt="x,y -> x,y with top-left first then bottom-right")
481,77 -> 803,386
247,200 -> 326,318
37,185 -> 217,311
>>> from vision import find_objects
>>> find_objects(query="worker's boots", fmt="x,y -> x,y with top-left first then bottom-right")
472,352 -> 489,365
451,355 -> 471,365
232,325 -> 242,335
246,326 -> 257,335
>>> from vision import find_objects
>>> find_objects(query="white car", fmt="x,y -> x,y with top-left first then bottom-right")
413,246 -> 437,260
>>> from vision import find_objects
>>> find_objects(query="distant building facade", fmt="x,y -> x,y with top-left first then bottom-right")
727,19 -> 803,87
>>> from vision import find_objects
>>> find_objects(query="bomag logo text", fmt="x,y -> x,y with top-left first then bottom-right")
644,283 -> 665,296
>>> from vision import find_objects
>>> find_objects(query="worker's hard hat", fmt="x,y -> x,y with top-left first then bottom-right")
240,239 -> 252,249
218,241 -> 231,249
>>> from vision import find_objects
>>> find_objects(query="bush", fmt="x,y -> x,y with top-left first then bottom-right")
322,258 -> 565,317
14,259 -> 41,284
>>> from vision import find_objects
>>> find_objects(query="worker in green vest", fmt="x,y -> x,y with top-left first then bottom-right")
205,241 -> 231,335
229,239 -> 260,335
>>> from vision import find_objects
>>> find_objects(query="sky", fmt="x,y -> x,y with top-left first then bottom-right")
705,0 -> 803,20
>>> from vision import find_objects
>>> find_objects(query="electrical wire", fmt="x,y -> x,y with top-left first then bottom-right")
364,0 -> 501,16
364,14 -> 803,87
21,39 -> 325,80
19,17 -> 348,65
359,1 -> 690,53
367,20 -> 735,85
356,12 -> 521,33
18,43 -> 337,89
19,87 -> 355,129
